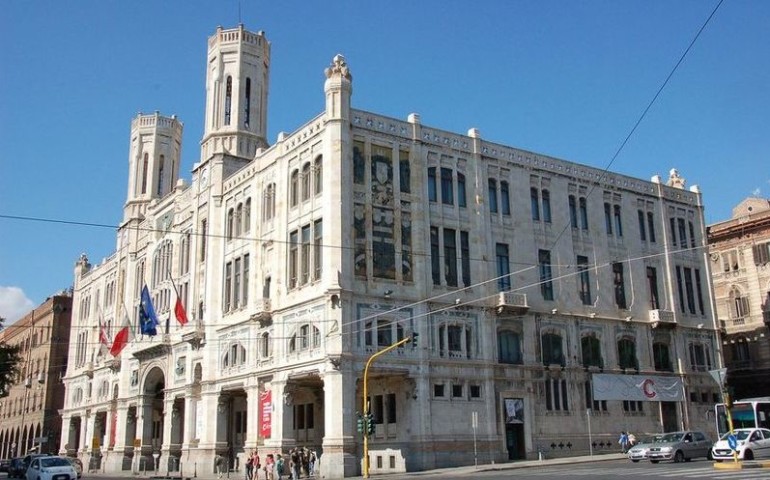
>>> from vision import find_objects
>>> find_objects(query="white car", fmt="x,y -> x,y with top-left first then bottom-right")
25,456 -> 78,480
712,428 -> 770,461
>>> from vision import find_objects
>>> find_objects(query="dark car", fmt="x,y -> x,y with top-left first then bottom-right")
8,458 -> 26,478
0,459 -> 11,473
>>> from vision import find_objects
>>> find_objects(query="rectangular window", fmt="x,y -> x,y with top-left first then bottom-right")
224,261 -> 232,312
430,227 -> 441,285
678,218 -> 687,249
470,385 -> 481,398
354,141 -> 365,185
604,203 -> 613,234
569,195 -> 578,228
753,243 -> 770,265
623,401 -> 643,413
460,231 -> 471,287
614,205 -> 623,237
539,249 -> 553,301
444,228 -> 458,287
694,268 -> 705,315
676,266 -> 685,313
578,255 -> 591,305
670,218 -> 678,246
613,262 -> 627,309
457,173 -> 467,208
373,395 -> 384,424
496,243 -> 511,291
684,267 -> 696,314
531,188 -> 540,221
647,211 -> 656,242
689,221 -> 696,248
427,167 -> 437,202
638,210 -> 646,241
289,230 -> 299,289
313,219 -> 323,281
200,219 -> 208,262
440,167 -> 454,205
452,384 -> 463,398
399,149 -> 410,194
434,384 -> 445,398
233,257 -> 241,309
546,379 -> 569,411
585,381 -> 607,411
647,266 -> 660,310
579,197 -> 589,230
386,393 -> 396,423
542,190 -> 552,223
301,225 -> 311,285
488,179 -> 498,213
501,181 -> 511,215
242,254 -> 249,306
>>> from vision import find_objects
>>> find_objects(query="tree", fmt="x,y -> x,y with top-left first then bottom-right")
0,317 -> 22,396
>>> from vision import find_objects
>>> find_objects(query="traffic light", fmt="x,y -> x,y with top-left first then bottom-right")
367,413 -> 375,435
410,331 -> 419,347
356,413 -> 365,433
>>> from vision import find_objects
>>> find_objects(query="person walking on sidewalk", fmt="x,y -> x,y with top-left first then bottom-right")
618,431 -> 630,453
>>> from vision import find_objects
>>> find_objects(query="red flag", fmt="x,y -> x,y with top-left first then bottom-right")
174,296 -> 189,325
110,307 -> 135,357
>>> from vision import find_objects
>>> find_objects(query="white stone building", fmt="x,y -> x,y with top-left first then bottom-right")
61,25 -> 722,478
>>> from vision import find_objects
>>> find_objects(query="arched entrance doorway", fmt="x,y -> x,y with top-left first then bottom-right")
138,367 -> 166,472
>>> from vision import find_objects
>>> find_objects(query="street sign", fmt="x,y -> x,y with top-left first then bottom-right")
728,434 -> 737,451
709,368 -> 728,388
34,436 -> 47,443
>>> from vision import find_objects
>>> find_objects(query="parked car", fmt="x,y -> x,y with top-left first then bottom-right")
627,435 -> 664,462
712,428 -> 770,461
647,430 -> 712,463
0,459 -> 11,473
8,458 -> 26,478
65,457 -> 82,479
21,455 -> 49,473
25,457 -> 77,480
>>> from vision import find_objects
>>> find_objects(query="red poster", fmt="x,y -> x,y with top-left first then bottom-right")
259,390 -> 272,438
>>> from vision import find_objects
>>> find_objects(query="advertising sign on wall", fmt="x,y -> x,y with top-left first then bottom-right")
592,374 -> 683,401
259,389 -> 272,438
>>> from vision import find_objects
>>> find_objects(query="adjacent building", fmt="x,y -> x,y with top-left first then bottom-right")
708,197 -> 770,399
0,294 -> 73,458
60,25 -> 721,478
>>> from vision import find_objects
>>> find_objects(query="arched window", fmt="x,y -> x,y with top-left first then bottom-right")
314,156 -> 323,195
260,332 -> 271,358
289,324 -> 321,353
244,198 -> 251,233
222,342 -> 246,369
301,163 -> 311,201
224,76 -> 232,126
263,184 -> 275,221
729,286 -> 750,320
290,170 -> 299,207
617,337 -> 638,370
581,335 -> 602,368
226,208 -> 234,240
498,330 -> 522,364
488,179 -> 498,213
141,153 -> 149,194
244,77 -> 251,129
157,154 -> 165,196
235,203 -> 243,238
541,332 -> 564,365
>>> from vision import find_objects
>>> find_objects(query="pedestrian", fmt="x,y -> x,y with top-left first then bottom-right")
628,432 -> 637,448
619,431 -> 630,453
291,448 -> 300,480
246,451 -> 255,480
308,450 -> 316,477
253,451 -> 261,480
276,454 -> 285,480
265,454 -> 275,480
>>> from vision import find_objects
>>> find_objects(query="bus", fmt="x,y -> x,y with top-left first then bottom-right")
715,397 -> 770,438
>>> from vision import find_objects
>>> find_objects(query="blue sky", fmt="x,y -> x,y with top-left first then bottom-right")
1,1 -> 768,322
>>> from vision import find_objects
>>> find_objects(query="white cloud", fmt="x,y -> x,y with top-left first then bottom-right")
752,188 -> 762,196
0,286 -> 35,324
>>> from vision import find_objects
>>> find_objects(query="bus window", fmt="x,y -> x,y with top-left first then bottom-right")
732,404 -> 758,429
757,403 -> 770,429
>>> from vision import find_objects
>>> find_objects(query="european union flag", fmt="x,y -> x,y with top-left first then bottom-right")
139,285 -> 159,336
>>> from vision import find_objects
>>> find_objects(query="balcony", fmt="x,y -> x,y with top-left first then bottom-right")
649,309 -> 676,329
132,336 -> 172,361
182,326 -> 206,350
496,292 -> 529,316
250,298 -> 273,326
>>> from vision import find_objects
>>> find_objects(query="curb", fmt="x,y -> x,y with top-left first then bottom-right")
713,460 -> 770,470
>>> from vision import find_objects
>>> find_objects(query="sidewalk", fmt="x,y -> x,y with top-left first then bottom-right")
85,452 -> 628,479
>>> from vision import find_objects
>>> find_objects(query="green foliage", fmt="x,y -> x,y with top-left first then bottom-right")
0,317 -> 22,396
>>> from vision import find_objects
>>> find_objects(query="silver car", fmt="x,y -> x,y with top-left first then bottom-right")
647,431 -> 712,463
627,435 -> 663,462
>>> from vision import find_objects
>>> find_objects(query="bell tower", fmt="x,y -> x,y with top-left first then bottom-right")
201,25 -> 270,162
123,112 -> 183,222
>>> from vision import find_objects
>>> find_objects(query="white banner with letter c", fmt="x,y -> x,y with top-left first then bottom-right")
592,374 -> 683,401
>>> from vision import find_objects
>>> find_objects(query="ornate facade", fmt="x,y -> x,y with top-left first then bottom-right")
0,294 -> 72,459
708,197 -> 770,399
61,25 -> 720,478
